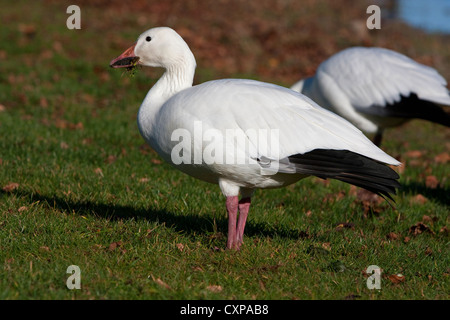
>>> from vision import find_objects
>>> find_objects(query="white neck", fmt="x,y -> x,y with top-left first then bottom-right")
137,54 -> 196,140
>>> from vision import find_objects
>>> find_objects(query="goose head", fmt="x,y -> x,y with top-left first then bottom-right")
110,27 -> 196,70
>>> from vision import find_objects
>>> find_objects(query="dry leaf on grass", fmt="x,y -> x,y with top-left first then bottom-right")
105,155 -> 117,164
425,175 -> 439,189
155,278 -> 171,290
108,241 -> 122,251
149,274 -> 171,290
323,191 -> 345,203
439,226 -> 448,235
334,222 -> 355,231
206,285 -> 223,293
2,182 -> 19,192
18,206 -> 28,213
351,187 -> 383,205
386,232 -> 399,240
434,152 -> 450,164
192,266 -> 204,272
422,214 -> 433,223
387,274 -> 405,284
409,222 -> 435,236
94,167 -> 104,177
411,194 -> 428,204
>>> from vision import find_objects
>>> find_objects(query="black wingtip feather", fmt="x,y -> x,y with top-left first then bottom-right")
358,93 -> 450,128
288,149 -> 401,202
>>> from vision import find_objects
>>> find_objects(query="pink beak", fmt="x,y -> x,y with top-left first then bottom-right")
110,43 -> 139,68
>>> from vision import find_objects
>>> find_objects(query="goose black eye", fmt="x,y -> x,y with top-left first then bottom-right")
146,36 -> 152,42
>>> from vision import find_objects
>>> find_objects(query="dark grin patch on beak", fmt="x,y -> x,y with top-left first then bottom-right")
110,56 -> 140,69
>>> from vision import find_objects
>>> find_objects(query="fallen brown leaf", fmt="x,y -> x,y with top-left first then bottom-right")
434,152 -> 450,164
82,93 -> 95,104
108,241 -> 122,251
3,182 -> 19,192
323,191 -> 345,203
424,247 -> 432,256
94,167 -> 104,177
18,23 -> 36,37
388,274 -> 405,284
409,222 -> 435,236
386,232 -> 399,240
206,285 -> 223,293
105,155 -> 117,164
259,280 -> 266,292
155,278 -> 171,289
425,175 -> 439,189
150,275 -> 171,290
192,266 -> 204,272
334,222 -> 355,231
411,194 -> 428,204
54,119 -> 68,129
18,206 -> 28,213
70,122 -> 84,130
82,138 -> 93,145
354,188 -> 383,205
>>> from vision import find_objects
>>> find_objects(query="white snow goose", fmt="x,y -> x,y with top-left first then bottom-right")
110,27 -> 401,250
291,47 -> 450,146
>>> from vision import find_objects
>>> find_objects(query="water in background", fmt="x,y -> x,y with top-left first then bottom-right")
397,0 -> 450,34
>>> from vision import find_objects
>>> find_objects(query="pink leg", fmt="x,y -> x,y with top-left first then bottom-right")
236,197 -> 251,248
226,196 -> 239,249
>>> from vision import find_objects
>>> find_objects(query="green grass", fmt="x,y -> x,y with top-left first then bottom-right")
0,1 -> 449,300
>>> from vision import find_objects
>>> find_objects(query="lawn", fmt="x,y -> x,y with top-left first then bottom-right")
0,0 -> 449,300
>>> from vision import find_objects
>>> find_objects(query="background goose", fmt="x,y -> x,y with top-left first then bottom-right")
110,27 -> 401,250
291,47 -> 450,146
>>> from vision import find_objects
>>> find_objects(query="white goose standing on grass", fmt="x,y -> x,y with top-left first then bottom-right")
110,27 -> 401,250
291,47 -> 450,146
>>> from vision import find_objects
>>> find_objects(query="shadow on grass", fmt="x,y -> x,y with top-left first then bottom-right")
1,189 -> 307,243
400,181 -> 450,206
